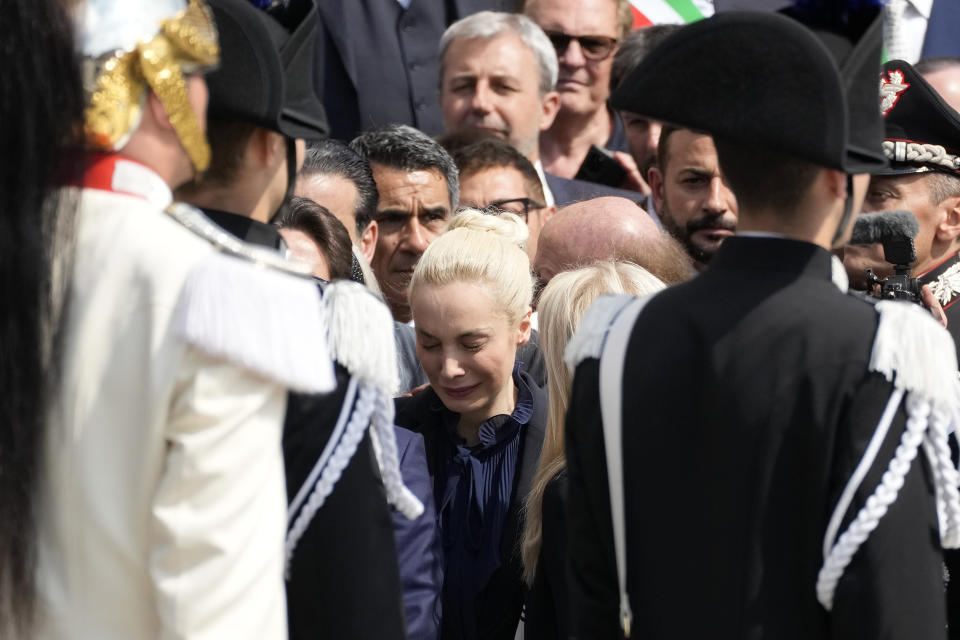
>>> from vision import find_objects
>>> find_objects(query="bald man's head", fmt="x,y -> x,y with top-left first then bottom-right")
534,196 -> 692,289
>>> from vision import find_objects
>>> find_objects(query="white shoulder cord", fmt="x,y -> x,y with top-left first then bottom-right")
816,302 -> 960,610
597,296 -> 651,638
284,379 -> 376,577
368,388 -> 425,521
284,380 -> 425,576
286,376 -> 359,522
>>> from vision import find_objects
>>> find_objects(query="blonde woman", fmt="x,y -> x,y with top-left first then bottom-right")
522,262 -> 666,639
394,209 -> 545,640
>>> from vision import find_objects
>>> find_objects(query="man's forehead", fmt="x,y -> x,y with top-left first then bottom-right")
460,166 -> 534,201
371,164 -> 450,208
666,131 -> 719,169
526,0 -> 619,36
869,172 -> 927,190
443,32 -> 536,77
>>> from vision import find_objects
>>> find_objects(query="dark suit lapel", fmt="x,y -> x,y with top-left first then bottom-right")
922,0 -> 960,59
314,0 -> 359,85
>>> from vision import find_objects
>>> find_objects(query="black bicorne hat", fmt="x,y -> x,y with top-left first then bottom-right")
610,7 -> 887,173
876,59 -> 960,178
207,0 -> 328,140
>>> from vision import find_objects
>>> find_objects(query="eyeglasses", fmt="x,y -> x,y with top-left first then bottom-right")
482,197 -> 546,222
544,30 -> 620,61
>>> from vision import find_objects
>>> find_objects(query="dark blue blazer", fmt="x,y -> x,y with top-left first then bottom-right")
394,372 -> 547,640
544,171 -> 648,208
313,0 -> 509,141
393,426 -> 443,640
922,0 -> 960,60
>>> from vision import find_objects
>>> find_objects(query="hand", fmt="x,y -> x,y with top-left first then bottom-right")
921,284 -> 948,328
613,151 -> 651,195
400,382 -> 431,398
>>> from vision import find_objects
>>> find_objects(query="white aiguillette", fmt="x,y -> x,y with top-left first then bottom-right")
167,202 -> 335,394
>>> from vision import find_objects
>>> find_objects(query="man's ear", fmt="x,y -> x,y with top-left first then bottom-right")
360,219 -> 379,263
648,165 -> 665,212
936,196 -> 960,242
539,91 -> 561,132
146,91 -> 173,131
542,204 -> 557,223
821,168 -> 849,200
517,308 -> 532,347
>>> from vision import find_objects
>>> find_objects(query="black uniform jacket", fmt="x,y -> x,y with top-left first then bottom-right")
201,208 -> 406,639
524,470 -> 570,640
566,236 -> 947,640
394,372 -> 547,640
919,251 -> 960,638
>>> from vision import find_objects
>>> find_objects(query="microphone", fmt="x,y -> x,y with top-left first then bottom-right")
849,210 -> 919,245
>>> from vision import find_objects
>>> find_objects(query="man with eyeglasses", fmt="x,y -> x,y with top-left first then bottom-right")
523,0 -> 635,182
451,137 -> 557,261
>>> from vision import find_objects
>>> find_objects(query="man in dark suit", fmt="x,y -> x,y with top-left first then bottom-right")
921,0 -> 960,60
313,0 -> 511,141
566,8 -> 960,639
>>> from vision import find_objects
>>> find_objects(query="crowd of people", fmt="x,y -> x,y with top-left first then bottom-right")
6,0 -> 960,638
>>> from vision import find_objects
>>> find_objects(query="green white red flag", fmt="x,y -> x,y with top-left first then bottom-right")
629,0 -> 714,27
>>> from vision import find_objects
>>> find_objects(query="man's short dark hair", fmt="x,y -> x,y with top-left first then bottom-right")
186,118 -> 258,188
300,140 -> 378,236
915,56 -> 960,75
275,197 -> 354,280
656,124 -> 681,173
349,124 -> 460,208
610,24 -> 683,91
445,135 -> 546,203
713,137 -> 820,213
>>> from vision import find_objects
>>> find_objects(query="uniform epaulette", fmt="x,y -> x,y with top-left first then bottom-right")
321,281 -> 400,395
869,299 -> 958,399
165,202 -> 313,277
564,294 -> 640,371
170,202 -> 335,394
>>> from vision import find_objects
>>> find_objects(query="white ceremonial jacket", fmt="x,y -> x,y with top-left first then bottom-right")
35,157 -> 331,640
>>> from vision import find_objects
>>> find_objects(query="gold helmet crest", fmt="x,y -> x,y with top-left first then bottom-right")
79,0 -> 219,172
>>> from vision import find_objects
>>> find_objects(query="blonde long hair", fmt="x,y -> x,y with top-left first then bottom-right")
521,261 -> 666,584
410,208 -> 532,326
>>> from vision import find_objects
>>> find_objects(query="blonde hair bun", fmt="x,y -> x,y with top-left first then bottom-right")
410,208 -> 533,325
446,207 -> 529,249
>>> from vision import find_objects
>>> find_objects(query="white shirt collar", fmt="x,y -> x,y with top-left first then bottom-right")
534,159 -> 555,207
909,0 -> 933,19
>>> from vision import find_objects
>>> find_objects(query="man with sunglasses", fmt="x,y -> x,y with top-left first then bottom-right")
523,0 -> 636,184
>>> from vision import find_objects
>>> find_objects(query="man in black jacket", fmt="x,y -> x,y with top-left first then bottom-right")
565,8 -> 960,640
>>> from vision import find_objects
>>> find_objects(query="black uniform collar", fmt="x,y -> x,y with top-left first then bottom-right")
201,207 -> 286,251
707,235 -> 837,282
919,251 -> 960,310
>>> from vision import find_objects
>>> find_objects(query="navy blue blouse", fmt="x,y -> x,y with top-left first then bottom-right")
431,365 -> 535,638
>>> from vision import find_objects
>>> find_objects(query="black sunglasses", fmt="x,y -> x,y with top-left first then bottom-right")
544,30 -> 620,61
